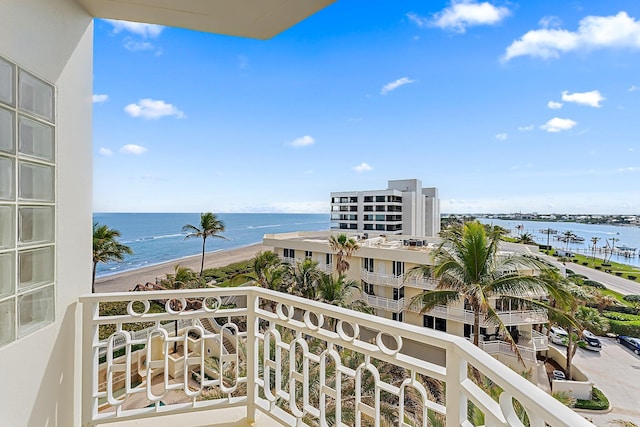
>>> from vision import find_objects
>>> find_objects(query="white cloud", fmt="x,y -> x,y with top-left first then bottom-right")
105,19 -> 164,38
406,12 -> 429,28
124,40 -> 154,52
618,167 -> 640,172
503,12 -> 640,61
547,100 -> 563,109
430,1 -> 511,33
353,162 -> 373,172
124,99 -> 185,120
539,16 -> 562,29
540,117 -> 577,132
561,90 -> 605,107
381,77 -> 415,95
287,136 -> 315,147
629,85 -> 640,92
120,144 -> 147,155
495,133 -> 508,141
98,147 -> 113,156
518,125 -> 535,132
237,55 -> 249,69
93,94 -> 109,104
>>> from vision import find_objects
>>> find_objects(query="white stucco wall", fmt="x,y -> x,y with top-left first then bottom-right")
0,1 -> 93,426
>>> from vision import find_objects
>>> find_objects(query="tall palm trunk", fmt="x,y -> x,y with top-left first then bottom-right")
200,237 -> 207,276
565,325 -> 574,380
473,305 -> 481,346
92,262 -> 98,293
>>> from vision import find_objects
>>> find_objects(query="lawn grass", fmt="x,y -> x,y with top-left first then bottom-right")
563,253 -> 640,281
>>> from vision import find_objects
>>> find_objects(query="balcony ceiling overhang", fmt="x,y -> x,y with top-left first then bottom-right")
76,0 -> 336,39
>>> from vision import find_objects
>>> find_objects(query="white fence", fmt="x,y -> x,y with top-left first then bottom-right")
80,288 -> 594,427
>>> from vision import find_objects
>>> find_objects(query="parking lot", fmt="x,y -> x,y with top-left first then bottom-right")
571,337 -> 640,425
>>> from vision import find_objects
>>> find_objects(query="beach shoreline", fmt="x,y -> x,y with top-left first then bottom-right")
94,242 -> 270,293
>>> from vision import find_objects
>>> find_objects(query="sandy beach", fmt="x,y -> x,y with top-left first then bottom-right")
94,243 -> 270,293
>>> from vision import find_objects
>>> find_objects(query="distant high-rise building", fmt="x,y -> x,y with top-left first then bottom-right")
330,179 -> 440,236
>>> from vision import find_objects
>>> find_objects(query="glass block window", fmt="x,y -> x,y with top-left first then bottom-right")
0,53 -> 55,348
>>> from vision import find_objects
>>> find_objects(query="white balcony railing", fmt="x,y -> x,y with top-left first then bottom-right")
363,294 -> 405,312
361,269 -> 437,290
317,262 -> 333,273
412,305 -> 548,326
80,288 -> 593,427
478,341 -> 537,362
532,329 -> 549,350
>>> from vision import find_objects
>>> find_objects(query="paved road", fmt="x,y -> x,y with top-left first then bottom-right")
563,262 -> 640,296
571,337 -> 640,426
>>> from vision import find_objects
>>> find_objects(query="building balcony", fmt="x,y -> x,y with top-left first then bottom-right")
531,329 -> 549,350
410,305 -> 548,326
478,340 -> 538,363
361,269 -> 437,290
80,288 -> 591,427
363,294 -> 405,312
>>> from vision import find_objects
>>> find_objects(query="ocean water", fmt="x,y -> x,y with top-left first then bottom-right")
477,217 -> 640,268
93,213 -> 329,278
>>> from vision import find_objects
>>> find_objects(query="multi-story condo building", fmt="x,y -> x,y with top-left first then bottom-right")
264,231 -> 558,371
330,178 -> 441,236
0,1 -> 592,426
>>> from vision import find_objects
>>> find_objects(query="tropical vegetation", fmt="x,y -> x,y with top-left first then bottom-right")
408,221 -> 576,365
182,212 -> 227,276
92,222 -> 133,293
328,233 -> 360,275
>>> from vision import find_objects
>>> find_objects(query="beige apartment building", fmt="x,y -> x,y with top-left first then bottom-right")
264,230 -> 554,370
330,178 -> 441,237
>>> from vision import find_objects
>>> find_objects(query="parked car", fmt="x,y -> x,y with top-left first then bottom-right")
552,370 -> 566,380
617,335 -> 640,355
550,326 -> 569,345
581,330 -> 602,352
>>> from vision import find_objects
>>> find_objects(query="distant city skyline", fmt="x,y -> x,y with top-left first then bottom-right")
93,1 -> 640,214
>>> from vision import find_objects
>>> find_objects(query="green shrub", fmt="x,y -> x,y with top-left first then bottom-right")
607,305 -> 640,315
565,269 -> 575,275
615,272 -> 623,277
581,262 -> 588,266
595,266 -> 602,270
584,280 -> 605,289
628,275 -> 637,281
575,387 -> 609,410
623,294 -> 640,303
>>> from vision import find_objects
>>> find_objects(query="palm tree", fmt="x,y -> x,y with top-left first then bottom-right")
182,212 -> 227,276
590,237 -> 601,266
328,233 -> 360,276
408,221 -> 571,361
315,273 -> 373,315
287,258 -> 322,299
518,232 -> 536,245
92,222 -> 133,293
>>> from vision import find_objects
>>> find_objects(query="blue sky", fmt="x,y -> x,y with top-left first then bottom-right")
93,1 -> 640,214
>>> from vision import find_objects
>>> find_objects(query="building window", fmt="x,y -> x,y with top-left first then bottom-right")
0,54 -> 56,348
325,253 -> 332,265
363,257 -> 374,272
375,196 -> 385,202
283,248 -> 295,259
392,261 -> 404,277
464,325 -> 488,338
423,316 -> 446,332
363,281 -> 375,296
393,286 -> 404,301
304,250 -> 312,259
364,196 -> 373,202
375,224 -> 385,231
392,312 -> 404,322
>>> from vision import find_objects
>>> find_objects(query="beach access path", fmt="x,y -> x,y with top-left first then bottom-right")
94,243 -> 271,293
